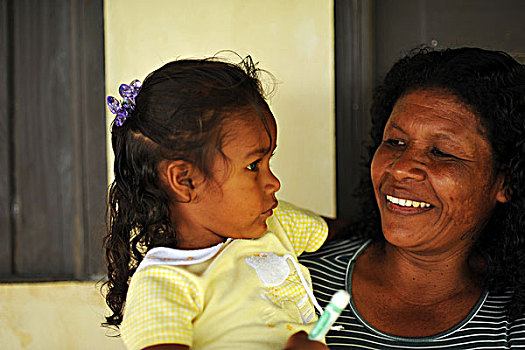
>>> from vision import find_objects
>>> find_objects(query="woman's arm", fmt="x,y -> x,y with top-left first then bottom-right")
322,217 -> 350,242
284,331 -> 329,350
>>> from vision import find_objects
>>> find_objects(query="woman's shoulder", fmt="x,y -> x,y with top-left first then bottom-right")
444,290 -> 525,347
481,290 -> 525,328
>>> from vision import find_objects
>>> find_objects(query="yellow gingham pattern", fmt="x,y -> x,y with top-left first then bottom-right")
120,200 -> 328,349
273,201 -> 328,256
121,266 -> 202,349
263,270 -> 310,305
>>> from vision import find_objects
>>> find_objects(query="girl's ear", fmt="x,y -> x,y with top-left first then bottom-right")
162,160 -> 201,202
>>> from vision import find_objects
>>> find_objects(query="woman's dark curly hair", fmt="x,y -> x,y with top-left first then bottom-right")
102,55 -> 273,328
350,47 -> 525,320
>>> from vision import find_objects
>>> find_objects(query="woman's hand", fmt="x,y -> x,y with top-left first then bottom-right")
284,331 -> 329,350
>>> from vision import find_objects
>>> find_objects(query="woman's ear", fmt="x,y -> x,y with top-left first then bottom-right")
495,172 -> 511,204
161,160 -> 201,202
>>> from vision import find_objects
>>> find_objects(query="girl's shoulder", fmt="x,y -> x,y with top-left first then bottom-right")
272,200 -> 329,255
129,262 -> 199,293
273,200 -> 327,228
299,236 -> 368,260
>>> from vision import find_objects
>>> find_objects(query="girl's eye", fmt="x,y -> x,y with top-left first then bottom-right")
247,160 -> 261,172
384,138 -> 406,147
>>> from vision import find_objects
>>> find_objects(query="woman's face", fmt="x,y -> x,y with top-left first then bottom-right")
371,88 -> 508,256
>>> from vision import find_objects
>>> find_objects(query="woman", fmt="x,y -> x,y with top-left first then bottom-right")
292,47 -> 525,349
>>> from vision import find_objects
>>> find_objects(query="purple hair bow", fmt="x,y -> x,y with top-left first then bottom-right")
107,79 -> 142,127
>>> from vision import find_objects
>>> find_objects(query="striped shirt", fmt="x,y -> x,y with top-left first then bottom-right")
299,237 -> 525,349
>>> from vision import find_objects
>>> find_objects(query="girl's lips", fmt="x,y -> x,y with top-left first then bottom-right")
262,209 -> 274,217
262,202 -> 278,217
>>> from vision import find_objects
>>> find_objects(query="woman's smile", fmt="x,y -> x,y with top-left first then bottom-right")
385,194 -> 432,213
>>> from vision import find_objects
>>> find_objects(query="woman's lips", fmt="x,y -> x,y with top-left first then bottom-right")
386,194 -> 431,208
385,194 -> 433,214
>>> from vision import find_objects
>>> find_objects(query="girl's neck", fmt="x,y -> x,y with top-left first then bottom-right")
170,202 -> 228,250
175,230 -> 226,250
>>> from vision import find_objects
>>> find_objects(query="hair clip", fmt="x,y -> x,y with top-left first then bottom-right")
107,79 -> 142,127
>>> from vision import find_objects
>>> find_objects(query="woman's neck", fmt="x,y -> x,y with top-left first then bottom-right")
350,240 -> 487,337
366,241 -> 485,305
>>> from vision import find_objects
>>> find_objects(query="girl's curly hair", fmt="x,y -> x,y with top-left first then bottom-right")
350,47 -> 525,320
102,56 -> 273,328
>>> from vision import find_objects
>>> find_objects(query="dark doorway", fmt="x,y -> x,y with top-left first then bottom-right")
0,0 -> 106,280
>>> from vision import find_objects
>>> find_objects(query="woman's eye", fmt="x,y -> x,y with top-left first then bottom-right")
247,160 -> 261,172
384,138 -> 405,147
431,147 -> 453,158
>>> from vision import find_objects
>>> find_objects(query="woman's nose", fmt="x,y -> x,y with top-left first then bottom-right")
389,149 -> 426,182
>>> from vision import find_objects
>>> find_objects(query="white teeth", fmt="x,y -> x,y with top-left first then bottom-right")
386,195 -> 431,208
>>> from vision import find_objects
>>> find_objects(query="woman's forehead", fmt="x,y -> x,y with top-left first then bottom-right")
389,89 -> 485,135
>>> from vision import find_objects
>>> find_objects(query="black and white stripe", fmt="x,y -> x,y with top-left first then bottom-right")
300,238 -> 525,349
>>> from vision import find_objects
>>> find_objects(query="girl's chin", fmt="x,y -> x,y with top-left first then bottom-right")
242,222 -> 268,239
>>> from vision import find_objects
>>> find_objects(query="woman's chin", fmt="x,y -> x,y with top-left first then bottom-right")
382,228 -> 424,249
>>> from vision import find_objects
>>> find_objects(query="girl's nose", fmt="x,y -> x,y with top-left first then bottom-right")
266,169 -> 281,193
389,149 -> 426,182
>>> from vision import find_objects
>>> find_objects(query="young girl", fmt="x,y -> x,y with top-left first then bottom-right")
103,56 -> 330,350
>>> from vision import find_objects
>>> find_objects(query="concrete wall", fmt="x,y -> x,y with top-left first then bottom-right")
1,1 -> 334,349
0,282 -> 125,349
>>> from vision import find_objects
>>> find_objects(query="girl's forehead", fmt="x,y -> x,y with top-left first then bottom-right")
222,108 -> 276,136
217,107 -> 271,139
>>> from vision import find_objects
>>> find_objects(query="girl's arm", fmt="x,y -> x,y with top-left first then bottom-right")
143,344 -> 189,350
143,334 -> 326,350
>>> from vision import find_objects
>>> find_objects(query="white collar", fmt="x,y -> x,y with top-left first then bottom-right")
137,239 -> 232,271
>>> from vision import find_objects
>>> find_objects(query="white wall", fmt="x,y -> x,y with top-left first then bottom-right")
105,0 -> 336,216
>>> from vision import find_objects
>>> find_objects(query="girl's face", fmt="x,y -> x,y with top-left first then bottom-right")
371,89 -> 508,257
174,109 -> 281,249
